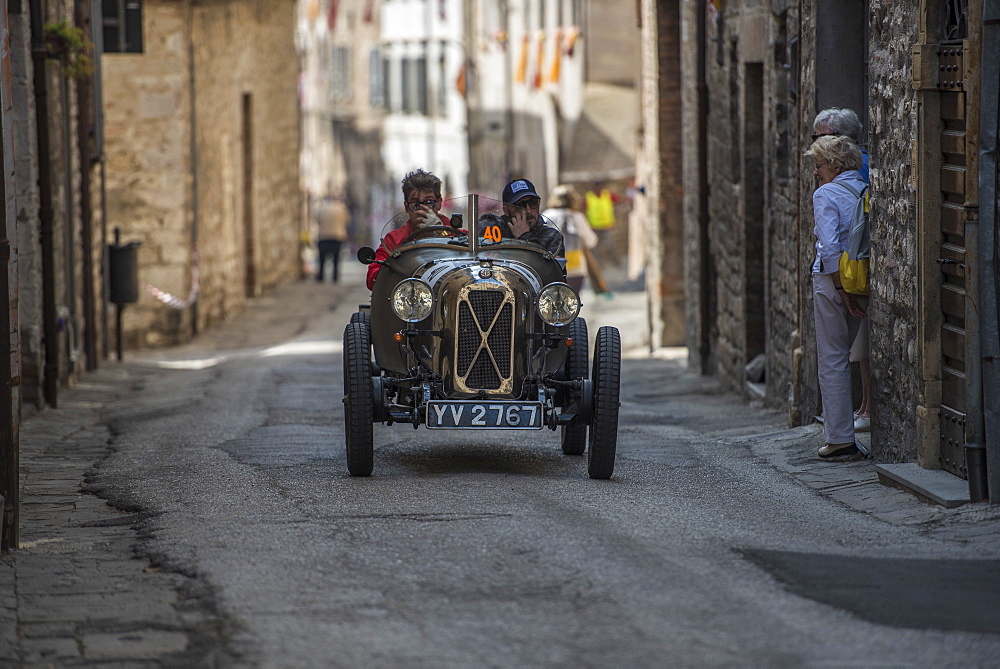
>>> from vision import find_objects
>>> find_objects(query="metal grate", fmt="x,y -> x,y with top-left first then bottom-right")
456,289 -> 512,390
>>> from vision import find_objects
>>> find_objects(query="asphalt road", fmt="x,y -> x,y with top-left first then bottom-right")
90,262 -> 1000,666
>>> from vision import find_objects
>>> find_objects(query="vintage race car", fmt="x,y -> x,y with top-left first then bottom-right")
343,195 -> 621,478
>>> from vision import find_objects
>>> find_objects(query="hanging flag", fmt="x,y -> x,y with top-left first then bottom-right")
455,60 -> 467,97
515,34 -> 529,84
363,0 -> 373,23
532,31 -> 545,89
549,28 -> 563,83
307,0 -> 319,22
327,0 -> 339,31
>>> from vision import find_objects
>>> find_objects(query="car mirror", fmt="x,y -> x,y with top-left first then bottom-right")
357,247 -> 376,265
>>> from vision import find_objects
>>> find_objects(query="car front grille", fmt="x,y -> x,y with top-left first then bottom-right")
456,287 -> 514,392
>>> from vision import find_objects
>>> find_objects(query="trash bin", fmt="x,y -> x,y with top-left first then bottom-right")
108,241 -> 141,304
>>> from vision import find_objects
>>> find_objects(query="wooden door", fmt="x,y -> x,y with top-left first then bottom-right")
935,1 -> 972,477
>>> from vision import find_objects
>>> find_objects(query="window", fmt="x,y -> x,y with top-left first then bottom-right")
400,57 -> 411,113
330,46 -> 351,102
369,49 -> 387,109
412,57 -> 427,115
102,0 -> 143,53
401,57 -> 427,115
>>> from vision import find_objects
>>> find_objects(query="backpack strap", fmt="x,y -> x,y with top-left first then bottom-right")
832,181 -> 865,199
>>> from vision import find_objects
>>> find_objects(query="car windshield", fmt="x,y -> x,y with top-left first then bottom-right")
377,194 -> 560,255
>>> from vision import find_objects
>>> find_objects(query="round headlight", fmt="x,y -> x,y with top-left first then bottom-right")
391,279 -> 434,322
537,283 -> 580,326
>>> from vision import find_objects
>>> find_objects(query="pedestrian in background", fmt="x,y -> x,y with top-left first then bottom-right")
585,180 -> 619,266
813,107 -> 871,432
805,134 -> 868,458
812,107 -> 869,182
542,184 -> 598,293
315,193 -> 350,283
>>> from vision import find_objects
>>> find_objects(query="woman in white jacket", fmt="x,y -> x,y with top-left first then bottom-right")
542,184 -> 599,293
804,135 -> 868,458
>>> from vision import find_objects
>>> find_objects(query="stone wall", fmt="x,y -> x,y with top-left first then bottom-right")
103,1 -> 300,348
703,5 -> 750,395
867,2 -> 920,460
764,2 -> 803,418
10,5 -> 42,409
642,1 -> 684,350
796,0 -> 820,423
102,2 -> 194,348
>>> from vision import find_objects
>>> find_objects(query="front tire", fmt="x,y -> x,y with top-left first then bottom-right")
561,318 -> 589,455
343,322 -> 374,476
587,326 -> 621,479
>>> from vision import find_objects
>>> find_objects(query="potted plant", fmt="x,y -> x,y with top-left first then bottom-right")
44,20 -> 94,79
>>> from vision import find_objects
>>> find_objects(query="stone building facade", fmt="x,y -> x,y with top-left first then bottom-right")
102,0 -> 301,348
639,0 -> 999,492
4,0 -> 112,548
3,0 -> 303,550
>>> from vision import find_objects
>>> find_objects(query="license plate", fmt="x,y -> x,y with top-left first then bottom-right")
426,401 -> 544,429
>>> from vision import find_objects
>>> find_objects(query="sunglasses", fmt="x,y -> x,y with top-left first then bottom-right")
811,132 -> 838,141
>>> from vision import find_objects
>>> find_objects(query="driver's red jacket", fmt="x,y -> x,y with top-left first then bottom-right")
366,214 -> 454,289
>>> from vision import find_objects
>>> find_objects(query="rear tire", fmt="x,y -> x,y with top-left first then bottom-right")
350,311 -> 371,330
343,322 -> 374,476
561,318 -> 589,455
587,326 -> 621,479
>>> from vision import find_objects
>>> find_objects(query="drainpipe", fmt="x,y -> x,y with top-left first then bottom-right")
30,0 -> 59,406
75,0 -> 96,369
61,74 -> 78,373
696,0 -> 711,374
0,6 -> 15,552
980,2 -> 1000,503
187,7 -> 199,335
0,235 -> 12,550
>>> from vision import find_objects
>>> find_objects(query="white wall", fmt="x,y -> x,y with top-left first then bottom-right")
380,0 -> 469,197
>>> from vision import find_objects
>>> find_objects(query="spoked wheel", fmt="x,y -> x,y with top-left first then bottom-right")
561,318 -> 589,455
343,322 -> 374,476
587,326 -> 621,479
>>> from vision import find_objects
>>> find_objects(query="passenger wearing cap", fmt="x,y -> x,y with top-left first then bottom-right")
499,178 -> 565,257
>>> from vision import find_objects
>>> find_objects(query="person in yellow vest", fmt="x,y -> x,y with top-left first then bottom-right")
585,181 -> 619,266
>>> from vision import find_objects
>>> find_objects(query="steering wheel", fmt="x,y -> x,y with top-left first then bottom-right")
400,225 -> 458,246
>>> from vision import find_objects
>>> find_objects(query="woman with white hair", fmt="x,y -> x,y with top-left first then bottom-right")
804,135 -> 868,458
542,185 -> 599,292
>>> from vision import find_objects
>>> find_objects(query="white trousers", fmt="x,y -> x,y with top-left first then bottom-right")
812,273 -> 862,444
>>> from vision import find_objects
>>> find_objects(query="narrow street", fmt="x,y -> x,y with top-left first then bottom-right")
3,260 -> 1000,666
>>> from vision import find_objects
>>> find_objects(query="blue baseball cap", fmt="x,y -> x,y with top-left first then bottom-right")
502,179 -> 540,205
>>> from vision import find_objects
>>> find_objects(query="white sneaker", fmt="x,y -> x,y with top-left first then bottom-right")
854,414 -> 870,432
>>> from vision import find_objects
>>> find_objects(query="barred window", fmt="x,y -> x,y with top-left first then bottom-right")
102,0 -> 143,53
